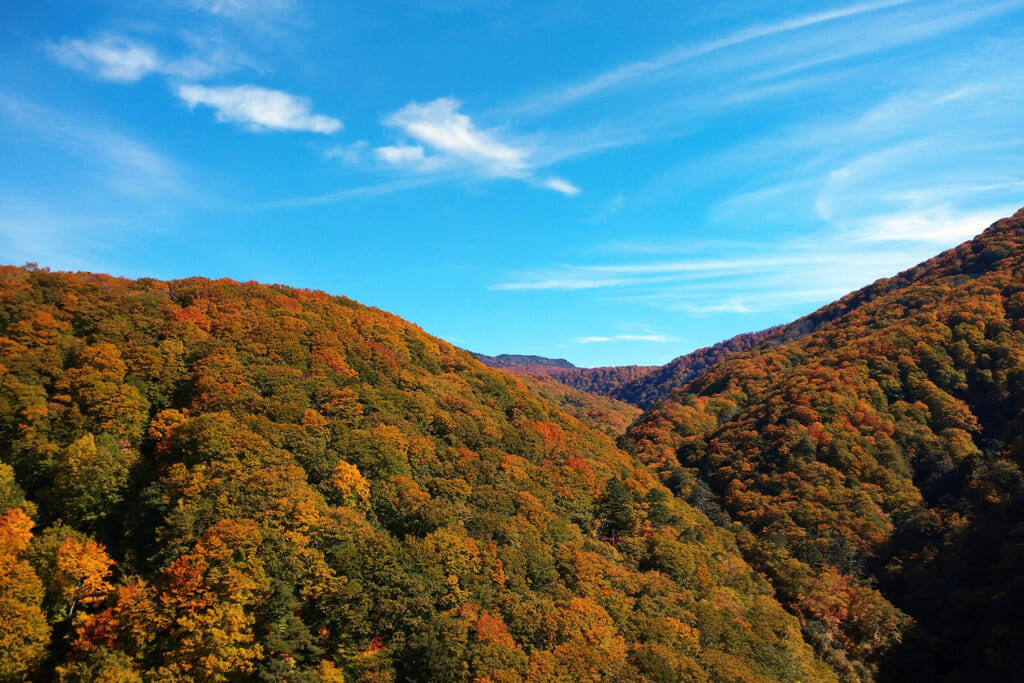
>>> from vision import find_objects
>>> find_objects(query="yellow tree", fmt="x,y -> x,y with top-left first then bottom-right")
53,535 -> 115,622
0,507 -> 50,681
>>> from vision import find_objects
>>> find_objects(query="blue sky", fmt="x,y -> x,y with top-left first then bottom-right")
2,0 -> 1023,366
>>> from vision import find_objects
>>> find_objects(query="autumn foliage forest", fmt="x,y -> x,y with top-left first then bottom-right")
0,263 -> 831,681
2,208 -> 1024,682
626,207 -> 1024,681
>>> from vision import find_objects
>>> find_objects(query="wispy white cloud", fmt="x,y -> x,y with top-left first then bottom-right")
325,140 -> 369,164
176,84 -> 342,133
49,35 -> 162,83
491,0 -> 1024,173
853,205 -> 1018,243
381,98 -> 527,176
514,0 -> 913,115
188,0 -> 295,18
540,177 -> 580,196
258,177 -> 439,209
376,97 -> 578,195
48,34 -> 242,83
493,204 -> 1015,316
494,256 -> 814,290
0,93 -> 185,200
576,334 -> 673,344
374,143 -> 431,167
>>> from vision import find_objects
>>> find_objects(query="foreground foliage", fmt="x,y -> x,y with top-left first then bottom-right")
0,266 -> 834,681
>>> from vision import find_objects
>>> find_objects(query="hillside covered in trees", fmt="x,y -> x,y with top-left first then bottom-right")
626,207 -> 1024,682
476,327 -> 781,411
0,266 -> 837,682
471,354 -> 577,371
473,359 -> 657,406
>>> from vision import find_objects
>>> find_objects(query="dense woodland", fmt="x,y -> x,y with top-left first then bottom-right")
0,265 -> 833,681
477,328 -> 781,409
3,208 -> 1024,682
470,355 -> 577,371
479,364 -> 657,406
502,374 -> 642,438
626,207 -> 1024,681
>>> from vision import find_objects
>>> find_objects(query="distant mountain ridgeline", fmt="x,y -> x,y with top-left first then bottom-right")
470,353 -> 577,370
0,266 -> 837,682
476,326 -> 782,410
613,326 -> 785,408
625,207 -> 1024,682
470,354 -> 644,435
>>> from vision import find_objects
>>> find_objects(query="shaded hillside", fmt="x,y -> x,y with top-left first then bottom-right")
612,327 -> 784,408
0,266 -> 836,682
625,207 -> 1024,682
474,356 -> 657,402
528,364 -> 657,399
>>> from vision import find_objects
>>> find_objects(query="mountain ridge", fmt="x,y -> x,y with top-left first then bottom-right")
625,206 -> 1024,681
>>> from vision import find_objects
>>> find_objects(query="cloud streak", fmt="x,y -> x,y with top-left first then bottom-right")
177,84 -> 342,133
376,97 -> 578,195
0,93 -> 184,200
50,35 -> 163,83
493,204 -> 1012,317
188,0 -> 295,18
380,98 -> 526,175
576,334 -> 672,344
490,0 -> 1024,174
514,0 -> 913,114
48,34 -> 236,83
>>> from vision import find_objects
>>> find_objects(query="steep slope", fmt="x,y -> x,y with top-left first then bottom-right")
0,266 -> 836,682
626,207 -> 1024,682
511,373 -> 643,437
523,364 -> 657,399
475,358 -> 657,402
612,326 -> 784,408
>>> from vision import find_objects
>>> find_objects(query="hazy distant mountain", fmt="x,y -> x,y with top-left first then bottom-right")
471,352 -> 576,369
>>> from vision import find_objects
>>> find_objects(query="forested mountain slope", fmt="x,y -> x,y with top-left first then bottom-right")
626,207 -> 1024,682
476,328 -> 781,411
471,354 -> 576,370
474,360 -> 657,405
611,327 -> 784,409
0,266 -> 836,682
509,373 -> 643,438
